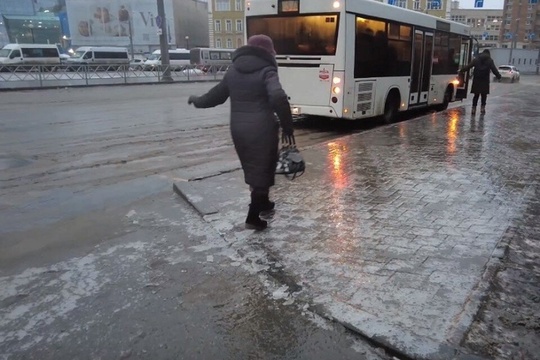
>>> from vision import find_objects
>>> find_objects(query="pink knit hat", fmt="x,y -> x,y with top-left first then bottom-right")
247,34 -> 276,56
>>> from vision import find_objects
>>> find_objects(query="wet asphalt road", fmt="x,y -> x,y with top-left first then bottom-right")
0,81 -> 395,359
0,77 -> 537,359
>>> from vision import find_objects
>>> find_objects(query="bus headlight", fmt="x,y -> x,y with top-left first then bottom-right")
333,1 -> 341,8
452,78 -> 460,85
332,86 -> 341,94
333,77 -> 341,84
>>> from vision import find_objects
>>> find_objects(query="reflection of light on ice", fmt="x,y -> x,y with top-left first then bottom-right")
327,142 -> 348,189
447,109 -> 459,155
325,141 -> 357,261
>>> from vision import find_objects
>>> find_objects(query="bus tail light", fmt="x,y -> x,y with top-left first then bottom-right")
332,74 -> 342,95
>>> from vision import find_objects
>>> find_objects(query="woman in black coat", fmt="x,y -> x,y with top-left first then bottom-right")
460,49 -> 501,115
188,35 -> 294,230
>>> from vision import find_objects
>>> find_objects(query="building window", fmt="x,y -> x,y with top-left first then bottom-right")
413,1 -> 421,10
235,0 -> 243,11
451,15 -> 466,23
396,0 -> 406,7
225,19 -> 232,32
215,20 -> 221,32
237,38 -> 242,47
215,0 -> 230,11
226,38 -> 233,48
236,19 -> 243,32
216,38 -> 222,47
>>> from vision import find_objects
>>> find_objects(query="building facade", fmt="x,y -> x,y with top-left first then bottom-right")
449,3 -> 503,49
209,0 -> 244,49
0,0 -> 64,47
0,0 -> 209,54
385,0 -> 451,19
500,0 -> 540,50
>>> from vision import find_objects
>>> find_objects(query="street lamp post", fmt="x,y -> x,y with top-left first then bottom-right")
128,18 -> 135,60
27,23 -> 35,43
157,0 -> 173,82
185,35 -> 190,50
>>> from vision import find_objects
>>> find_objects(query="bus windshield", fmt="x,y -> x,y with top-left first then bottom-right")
148,54 -> 160,60
247,14 -> 339,56
0,49 -> 10,57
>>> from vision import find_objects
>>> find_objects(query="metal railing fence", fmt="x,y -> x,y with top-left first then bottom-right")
0,64 -> 227,90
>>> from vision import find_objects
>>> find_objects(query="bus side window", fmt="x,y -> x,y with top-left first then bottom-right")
83,52 -> 92,59
10,50 -> 21,59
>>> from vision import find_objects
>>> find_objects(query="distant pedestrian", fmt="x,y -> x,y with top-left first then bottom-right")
459,49 -> 501,115
187,34 -> 294,231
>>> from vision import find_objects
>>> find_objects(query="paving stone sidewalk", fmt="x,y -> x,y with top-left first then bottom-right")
174,85 -> 539,359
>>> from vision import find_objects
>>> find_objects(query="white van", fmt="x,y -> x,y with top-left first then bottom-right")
0,44 -> 60,70
143,49 -> 190,71
66,46 -> 129,70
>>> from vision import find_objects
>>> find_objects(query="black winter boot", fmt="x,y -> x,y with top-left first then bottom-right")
471,106 -> 476,115
245,192 -> 268,231
480,106 -> 486,115
260,192 -> 275,213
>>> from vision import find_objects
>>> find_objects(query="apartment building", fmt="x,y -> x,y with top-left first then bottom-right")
449,3 -> 503,49
385,0 -> 450,19
500,0 -> 540,49
209,0 -> 244,49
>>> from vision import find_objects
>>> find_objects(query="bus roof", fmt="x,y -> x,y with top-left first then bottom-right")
152,48 -> 190,54
247,0 -> 470,36
75,46 -> 128,52
3,43 -> 58,49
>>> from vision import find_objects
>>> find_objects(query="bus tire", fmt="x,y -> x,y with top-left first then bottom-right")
383,90 -> 400,124
437,86 -> 452,111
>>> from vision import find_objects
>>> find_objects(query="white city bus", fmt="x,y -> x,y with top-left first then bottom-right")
190,48 -> 235,72
245,0 -> 472,122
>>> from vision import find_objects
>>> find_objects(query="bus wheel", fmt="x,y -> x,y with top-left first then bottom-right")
437,86 -> 452,111
383,91 -> 400,124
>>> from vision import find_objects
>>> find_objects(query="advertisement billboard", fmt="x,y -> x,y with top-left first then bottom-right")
66,0 -> 175,46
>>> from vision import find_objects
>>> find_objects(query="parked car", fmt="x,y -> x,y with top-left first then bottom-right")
143,49 -> 190,71
182,67 -> 204,76
0,43 -> 60,71
496,65 -> 520,82
129,58 -> 144,70
66,46 -> 129,71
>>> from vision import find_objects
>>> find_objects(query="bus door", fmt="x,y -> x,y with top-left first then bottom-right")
456,37 -> 472,100
409,30 -> 433,105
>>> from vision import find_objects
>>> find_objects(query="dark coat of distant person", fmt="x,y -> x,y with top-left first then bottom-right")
461,50 -> 501,95
188,45 -> 293,189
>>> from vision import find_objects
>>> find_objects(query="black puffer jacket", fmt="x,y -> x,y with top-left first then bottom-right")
461,52 -> 501,94
190,46 -> 293,188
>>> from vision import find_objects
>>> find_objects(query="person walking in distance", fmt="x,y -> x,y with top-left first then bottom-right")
460,49 -> 501,115
187,34 -> 294,231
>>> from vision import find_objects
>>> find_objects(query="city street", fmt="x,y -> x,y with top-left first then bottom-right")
1,77 -> 539,359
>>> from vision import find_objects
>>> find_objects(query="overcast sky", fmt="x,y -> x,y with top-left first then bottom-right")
457,0 -> 504,9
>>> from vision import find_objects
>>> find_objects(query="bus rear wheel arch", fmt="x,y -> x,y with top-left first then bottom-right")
436,85 -> 453,111
383,89 -> 401,124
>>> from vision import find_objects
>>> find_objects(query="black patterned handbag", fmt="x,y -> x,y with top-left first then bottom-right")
275,135 -> 305,180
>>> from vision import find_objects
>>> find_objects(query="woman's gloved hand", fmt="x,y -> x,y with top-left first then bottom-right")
281,132 -> 295,145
